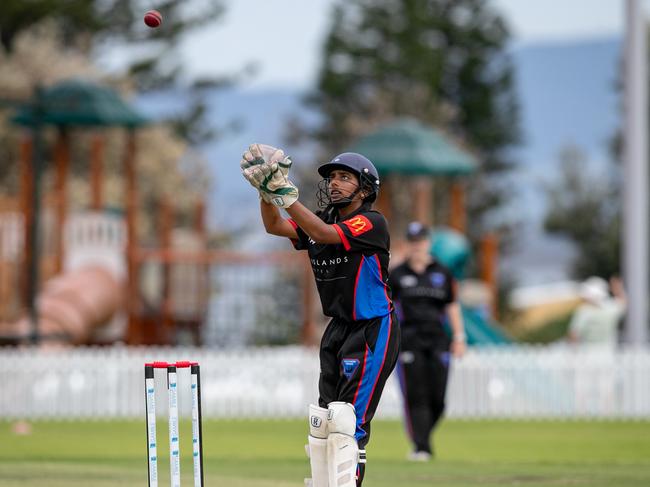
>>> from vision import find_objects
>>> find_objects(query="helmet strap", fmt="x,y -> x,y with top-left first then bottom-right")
331,186 -> 364,208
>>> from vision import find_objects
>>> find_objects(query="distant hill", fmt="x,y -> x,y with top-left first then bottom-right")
136,36 -> 622,282
505,37 -> 620,284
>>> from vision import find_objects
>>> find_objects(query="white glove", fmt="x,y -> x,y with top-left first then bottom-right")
250,144 -> 291,173
242,160 -> 299,208
240,145 -> 271,203
240,144 -> 293,201
266,176 -> 299,208
240,144 -> 298,208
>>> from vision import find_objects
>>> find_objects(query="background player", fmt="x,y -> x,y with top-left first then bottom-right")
240,145 -> 400,487
389,221 -> 466,461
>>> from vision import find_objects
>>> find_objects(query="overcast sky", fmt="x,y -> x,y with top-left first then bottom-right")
164,0 -> 628,90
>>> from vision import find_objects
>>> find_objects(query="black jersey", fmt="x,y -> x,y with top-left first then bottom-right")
287,203 -> 392,321
389,260 -> 455,343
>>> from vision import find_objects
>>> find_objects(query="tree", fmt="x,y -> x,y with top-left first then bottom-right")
0,0 -> 227,145
0,0 -> 101,52
0,0 -> 223,87
0,23 -> 211,241
308,0 -> 520,242
544,144 -> 621,279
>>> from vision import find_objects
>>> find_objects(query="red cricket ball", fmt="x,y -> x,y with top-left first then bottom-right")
144,10 -> 162,28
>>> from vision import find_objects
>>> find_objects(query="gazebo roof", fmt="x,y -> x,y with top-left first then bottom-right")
348,118 -> 477,176
12,79 -> 148,128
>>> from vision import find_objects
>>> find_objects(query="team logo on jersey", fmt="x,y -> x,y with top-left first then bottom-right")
341,358 -> 360,379
342,215 -> 373,236
400,275 -> 418,287
430,272 -> 446,287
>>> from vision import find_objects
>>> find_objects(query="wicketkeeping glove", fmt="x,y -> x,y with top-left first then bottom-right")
240,144 -> 293,196
241,145 -> 271,203
248,144 -> 292,176
240,144 -> 298,208
243,160 -> 299,208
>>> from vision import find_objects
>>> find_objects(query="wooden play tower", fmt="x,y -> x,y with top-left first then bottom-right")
349,117 -> 499,317
5,80 -> 147,344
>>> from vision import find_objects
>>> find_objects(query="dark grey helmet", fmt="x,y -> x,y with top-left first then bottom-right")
316,153 -> 381,207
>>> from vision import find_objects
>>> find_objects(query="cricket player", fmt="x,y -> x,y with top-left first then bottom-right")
240,145 -> 400,487
389,222 -> 466,461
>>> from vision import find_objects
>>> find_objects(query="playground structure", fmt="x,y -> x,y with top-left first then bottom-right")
0,80 -> 215,346
0,86 -> 506,348
351,118 -> 501,320
0,196 -> 317,347
0,209 -> 124,344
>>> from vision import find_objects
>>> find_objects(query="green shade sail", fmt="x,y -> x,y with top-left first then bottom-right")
348,118 -> 477,176
12,79 -> 148,128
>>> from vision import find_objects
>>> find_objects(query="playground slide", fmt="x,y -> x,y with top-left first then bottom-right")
0,266 -> 122,344
460,305 -> 511,345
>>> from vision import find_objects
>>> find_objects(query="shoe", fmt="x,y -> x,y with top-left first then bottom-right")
408,450 -> 432,462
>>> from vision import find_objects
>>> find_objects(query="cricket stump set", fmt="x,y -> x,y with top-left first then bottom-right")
144,361 -> 204,487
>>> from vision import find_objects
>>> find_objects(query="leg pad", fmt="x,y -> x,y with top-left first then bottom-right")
326,402 -> 359,487
327,433 -> 359,487
307,404 -> 330,487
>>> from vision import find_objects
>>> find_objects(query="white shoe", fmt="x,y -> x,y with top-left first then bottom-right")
408,451 -> 432,462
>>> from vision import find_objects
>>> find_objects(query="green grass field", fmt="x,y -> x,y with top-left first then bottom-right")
1,419 -> 649,486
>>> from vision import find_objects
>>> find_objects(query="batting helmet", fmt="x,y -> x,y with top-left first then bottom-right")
316,153 -> 381,208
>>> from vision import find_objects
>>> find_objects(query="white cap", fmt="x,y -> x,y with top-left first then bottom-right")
579,276 -> 609,303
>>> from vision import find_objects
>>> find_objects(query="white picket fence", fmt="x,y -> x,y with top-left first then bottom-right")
1,345 -> 649,420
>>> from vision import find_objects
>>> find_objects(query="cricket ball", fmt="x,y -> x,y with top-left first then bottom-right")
144,10 -> 162,28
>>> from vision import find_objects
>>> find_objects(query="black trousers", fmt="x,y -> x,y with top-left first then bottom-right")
396,338 -> 451,454
318,311 -> 400,486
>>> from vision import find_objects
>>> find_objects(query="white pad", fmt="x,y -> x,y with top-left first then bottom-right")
327,402 -> 359,487
307,404 -> 329,487
310,404 -> 329,439
327,402 -> 356,435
